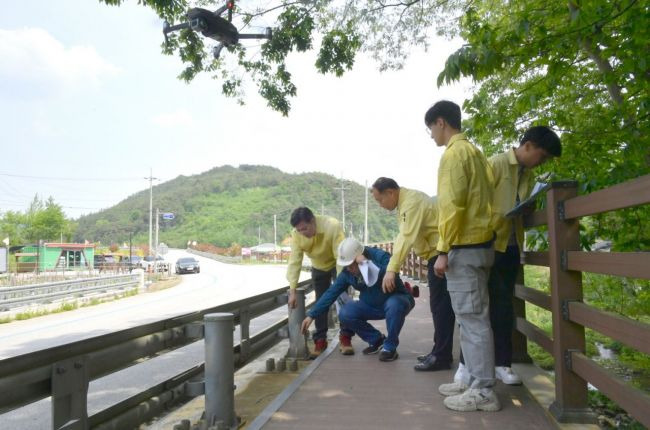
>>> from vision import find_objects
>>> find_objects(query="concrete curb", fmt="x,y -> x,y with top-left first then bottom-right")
245,337 -> 340,430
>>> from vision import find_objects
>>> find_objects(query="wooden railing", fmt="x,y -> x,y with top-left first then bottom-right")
374,174 -> 650,427
514,176 -> 650,426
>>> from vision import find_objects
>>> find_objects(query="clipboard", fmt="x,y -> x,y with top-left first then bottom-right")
505,182 -> 550,218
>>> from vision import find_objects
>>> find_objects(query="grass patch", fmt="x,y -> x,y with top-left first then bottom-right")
12,301 -> 79,321
147,276 -> 182,292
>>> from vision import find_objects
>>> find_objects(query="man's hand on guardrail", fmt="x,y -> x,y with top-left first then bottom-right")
288,289 -> 297,308
382,271 -> 396,293
301,316 -> 313,335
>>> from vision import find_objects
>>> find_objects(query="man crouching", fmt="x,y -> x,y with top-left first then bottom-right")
301,238 -> 414,362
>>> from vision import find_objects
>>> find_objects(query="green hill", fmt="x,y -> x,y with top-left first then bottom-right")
74,165 -> 400,248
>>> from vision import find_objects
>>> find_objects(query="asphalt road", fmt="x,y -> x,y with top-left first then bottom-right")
0,249 -> 308,429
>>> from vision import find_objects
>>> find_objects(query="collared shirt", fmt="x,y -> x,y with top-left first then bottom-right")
286,215 -> 344,289
437,133 -> 495,253
489,148 -> 534,252
387,187 -> 439,272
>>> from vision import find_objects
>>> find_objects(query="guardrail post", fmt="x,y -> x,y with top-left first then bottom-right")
51,357 -> 88,430
204,313 -> 238,429
134,269 -> 145,292
511,264 -> 532,363
239,307 -> 250,365
287,287 -> 308,358
546,181 -> 595,423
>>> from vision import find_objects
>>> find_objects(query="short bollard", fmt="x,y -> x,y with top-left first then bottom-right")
287,287 -> 308,358
276,358 -> 286,372
287,358 -> 298,372
265,358 -> 275,372
204,313 -> 238,429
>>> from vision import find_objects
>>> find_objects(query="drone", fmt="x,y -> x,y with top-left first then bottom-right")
163,1 -> 272,59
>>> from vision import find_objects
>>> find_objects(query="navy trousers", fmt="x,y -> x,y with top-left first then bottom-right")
427,256 -> 455,364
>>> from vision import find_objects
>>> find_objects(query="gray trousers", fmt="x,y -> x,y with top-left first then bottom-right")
447,247 -> 496,389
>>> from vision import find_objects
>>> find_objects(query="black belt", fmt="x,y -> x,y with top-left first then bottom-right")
450,232 -> 496,250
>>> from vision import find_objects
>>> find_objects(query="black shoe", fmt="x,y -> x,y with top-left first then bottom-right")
362,335 -> 385,355
379,349 -> 399,362
416,353 -> 432,362
413,355 -> 452,371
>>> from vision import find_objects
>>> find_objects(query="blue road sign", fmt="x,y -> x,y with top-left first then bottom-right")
162,213 -> 175,220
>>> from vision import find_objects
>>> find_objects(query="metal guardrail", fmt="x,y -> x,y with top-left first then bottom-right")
0,278 -> 313,430
188,249 -> 241,264
0,274 -> 141,310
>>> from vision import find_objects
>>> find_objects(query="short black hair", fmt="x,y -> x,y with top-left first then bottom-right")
520,126 -> 562,157
371,177 -> 399,192
424,100 -> 462,130
290,206 -> 315,227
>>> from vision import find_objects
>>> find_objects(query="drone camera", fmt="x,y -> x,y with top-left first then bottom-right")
162,0 -> 271,60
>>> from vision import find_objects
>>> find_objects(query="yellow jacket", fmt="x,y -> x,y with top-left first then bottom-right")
489,148 -> 534,252
387,188 -> 439,272
437,133 -> 495,253
286,215 -> 344,289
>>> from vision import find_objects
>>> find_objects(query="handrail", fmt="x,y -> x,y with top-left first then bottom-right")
562,174 -> 650,220
566,251 -> 650,279
515,176 -> 650,427
0,278 -> 313,428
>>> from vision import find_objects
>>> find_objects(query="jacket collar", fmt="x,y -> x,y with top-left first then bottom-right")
446,133 -> 467,149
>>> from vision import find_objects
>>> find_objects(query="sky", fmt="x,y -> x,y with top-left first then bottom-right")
0,0 -> 472,219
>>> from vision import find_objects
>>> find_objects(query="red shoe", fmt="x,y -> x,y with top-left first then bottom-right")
310,338 -> 327,359
404,281 -> 420,298
339,334 -> 355,355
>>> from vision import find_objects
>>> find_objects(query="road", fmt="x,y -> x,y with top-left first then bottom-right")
0,249 -> 308,429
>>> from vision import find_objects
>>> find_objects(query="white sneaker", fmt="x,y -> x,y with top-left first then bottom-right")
443,388 -> 501,412
495,366 -> 522,385
438,380 -> 468,397
454,362 -> 469,383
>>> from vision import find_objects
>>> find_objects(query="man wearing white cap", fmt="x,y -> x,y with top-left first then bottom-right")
301,238 -> 415,361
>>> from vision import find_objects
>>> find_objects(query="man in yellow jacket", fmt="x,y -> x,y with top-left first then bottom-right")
371,177 -> 455,372
286,207 -> 353,357
426,100 -> 500,412
459,126 -> 560,385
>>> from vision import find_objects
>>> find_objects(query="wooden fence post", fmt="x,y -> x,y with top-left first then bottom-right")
546,181 -> 596,423
511,264 -> 532,363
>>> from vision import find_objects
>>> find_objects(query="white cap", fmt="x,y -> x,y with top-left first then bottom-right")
337,237 -> 364,266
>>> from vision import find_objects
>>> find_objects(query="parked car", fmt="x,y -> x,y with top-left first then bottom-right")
129,255 -> 143,270
94,254 -> 120,272
142,255 -> 166,272
175,257 -> 200,274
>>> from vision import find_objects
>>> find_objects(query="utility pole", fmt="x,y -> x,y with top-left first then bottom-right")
364,180 -> 369,244
333,175 -> 350,232
129,232 -> 133,273
155,208 -> 160,257
273,214 -> 277,262
144,169 -> 159,257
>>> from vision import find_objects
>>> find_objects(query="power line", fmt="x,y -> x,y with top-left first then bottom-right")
0,172 -> 146,182
0,201 -> 103,210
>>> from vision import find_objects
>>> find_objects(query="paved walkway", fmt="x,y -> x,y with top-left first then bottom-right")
259,286 -> 556,430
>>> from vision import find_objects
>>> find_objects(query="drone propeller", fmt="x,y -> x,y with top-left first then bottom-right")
163,1 -> 272,59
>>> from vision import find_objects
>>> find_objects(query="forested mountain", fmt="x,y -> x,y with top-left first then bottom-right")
74,165 -> 400,248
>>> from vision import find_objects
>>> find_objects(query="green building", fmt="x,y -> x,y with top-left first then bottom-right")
15,243 -> 95,272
